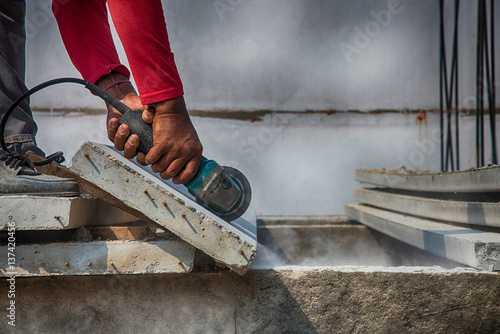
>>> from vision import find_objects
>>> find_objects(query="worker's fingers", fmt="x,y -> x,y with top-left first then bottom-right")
145,145 -> 166,166
149,150 -> 175,174
123,134 -> 140,159
113,124 -> 130,151
172,156 -> 201,184
107,118 -> 119,142
136,152 -> 147,166
142,107 -> 155,124
159,158 -> 185,181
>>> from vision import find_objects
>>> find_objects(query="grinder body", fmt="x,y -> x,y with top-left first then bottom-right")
118,109 -> 250,221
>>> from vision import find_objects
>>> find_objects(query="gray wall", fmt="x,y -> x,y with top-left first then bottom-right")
26,0 -> 499,111
24,1 -> 500,216
35,112 -> 500,216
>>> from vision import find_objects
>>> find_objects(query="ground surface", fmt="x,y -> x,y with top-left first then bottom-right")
1,268 -> 499,333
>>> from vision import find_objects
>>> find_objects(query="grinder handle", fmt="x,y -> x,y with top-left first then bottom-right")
118,109 -> 154,154
118,109 -> 211,193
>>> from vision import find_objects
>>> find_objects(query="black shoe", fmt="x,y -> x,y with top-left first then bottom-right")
0,151 -> 79,196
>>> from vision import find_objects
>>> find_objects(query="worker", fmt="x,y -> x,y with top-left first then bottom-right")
0,0 -> 203,196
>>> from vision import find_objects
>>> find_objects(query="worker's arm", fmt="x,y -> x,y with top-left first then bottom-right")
52,0 -> 144,161
107,0 -> 202,184
52,0 -> 202,183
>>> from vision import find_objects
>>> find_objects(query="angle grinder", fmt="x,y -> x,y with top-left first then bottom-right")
118,109 -> 252,221
0,78 -> 252,221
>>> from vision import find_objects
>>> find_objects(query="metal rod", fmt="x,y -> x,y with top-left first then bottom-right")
439,0 -> 445,171
480,0 -> 485,166
489,0 -> 497,164
440,0 -> 454,171
476,0 -> 485,167
483,0 -> 494,166
454,0 -> 460,170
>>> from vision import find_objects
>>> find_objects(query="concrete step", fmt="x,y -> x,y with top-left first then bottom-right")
356,166 -> 500,192
2,268 -> 498,333
0,238 -> 194,277
0,194 -> 144,231
345,203 -> 500,270
353,187 -> 500,227
251,216 -> 463,269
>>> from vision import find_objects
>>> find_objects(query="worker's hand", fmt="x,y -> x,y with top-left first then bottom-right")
96,73 -> 148,165
145,96 -> 203,184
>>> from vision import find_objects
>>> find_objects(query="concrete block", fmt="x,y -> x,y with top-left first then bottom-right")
69,142 -> 257,275
0,195 -> 146,231
0,195 -> 92,230
354,188 -> 500,227
356,166 -> 500,192
2,268 -> 500,333
344,203 -> 500,270
0,239 -> 194,277
27,151 -> 158,225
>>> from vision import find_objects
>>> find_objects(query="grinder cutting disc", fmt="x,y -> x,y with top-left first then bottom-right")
199,166 -> 252,222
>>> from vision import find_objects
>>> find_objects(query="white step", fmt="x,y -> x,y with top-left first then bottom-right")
356,166 -> 500,192
0,239 -> 194,277
344,203 -> 500,270
353,188 -> 500,227
0,195 -> 143,231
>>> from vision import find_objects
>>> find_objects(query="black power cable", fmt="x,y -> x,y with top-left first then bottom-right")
0,77 -> 131,166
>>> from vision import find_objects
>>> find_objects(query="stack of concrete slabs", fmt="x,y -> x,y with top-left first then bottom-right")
345,167 -> 500,270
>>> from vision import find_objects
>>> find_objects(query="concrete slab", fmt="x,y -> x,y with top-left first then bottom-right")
0,239 -> 194,277
69,142 -> 257,275
344,203 -> 500,270
27,151 -> 159,226
354,188 -> 500,227
2,268 -> 499,333
0,194 -> 146,231
0,195 -> 92,231
356,166 -> 500,192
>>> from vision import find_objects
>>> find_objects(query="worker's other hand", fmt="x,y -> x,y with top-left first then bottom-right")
146,96 -> 203,184
97,73 -> 148,165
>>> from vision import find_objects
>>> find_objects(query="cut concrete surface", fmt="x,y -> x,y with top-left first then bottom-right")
0,195 -> 143,231
0,239 -> 194,276
1,268 -> 499,333
69,142 -> 256,275
353,188 -> 500,227
356,166 -> 500,192
345,203 -> 500,270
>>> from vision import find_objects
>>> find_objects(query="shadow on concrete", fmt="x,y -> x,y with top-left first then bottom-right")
0,271 -> 318,334
236,270 -> 318,334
